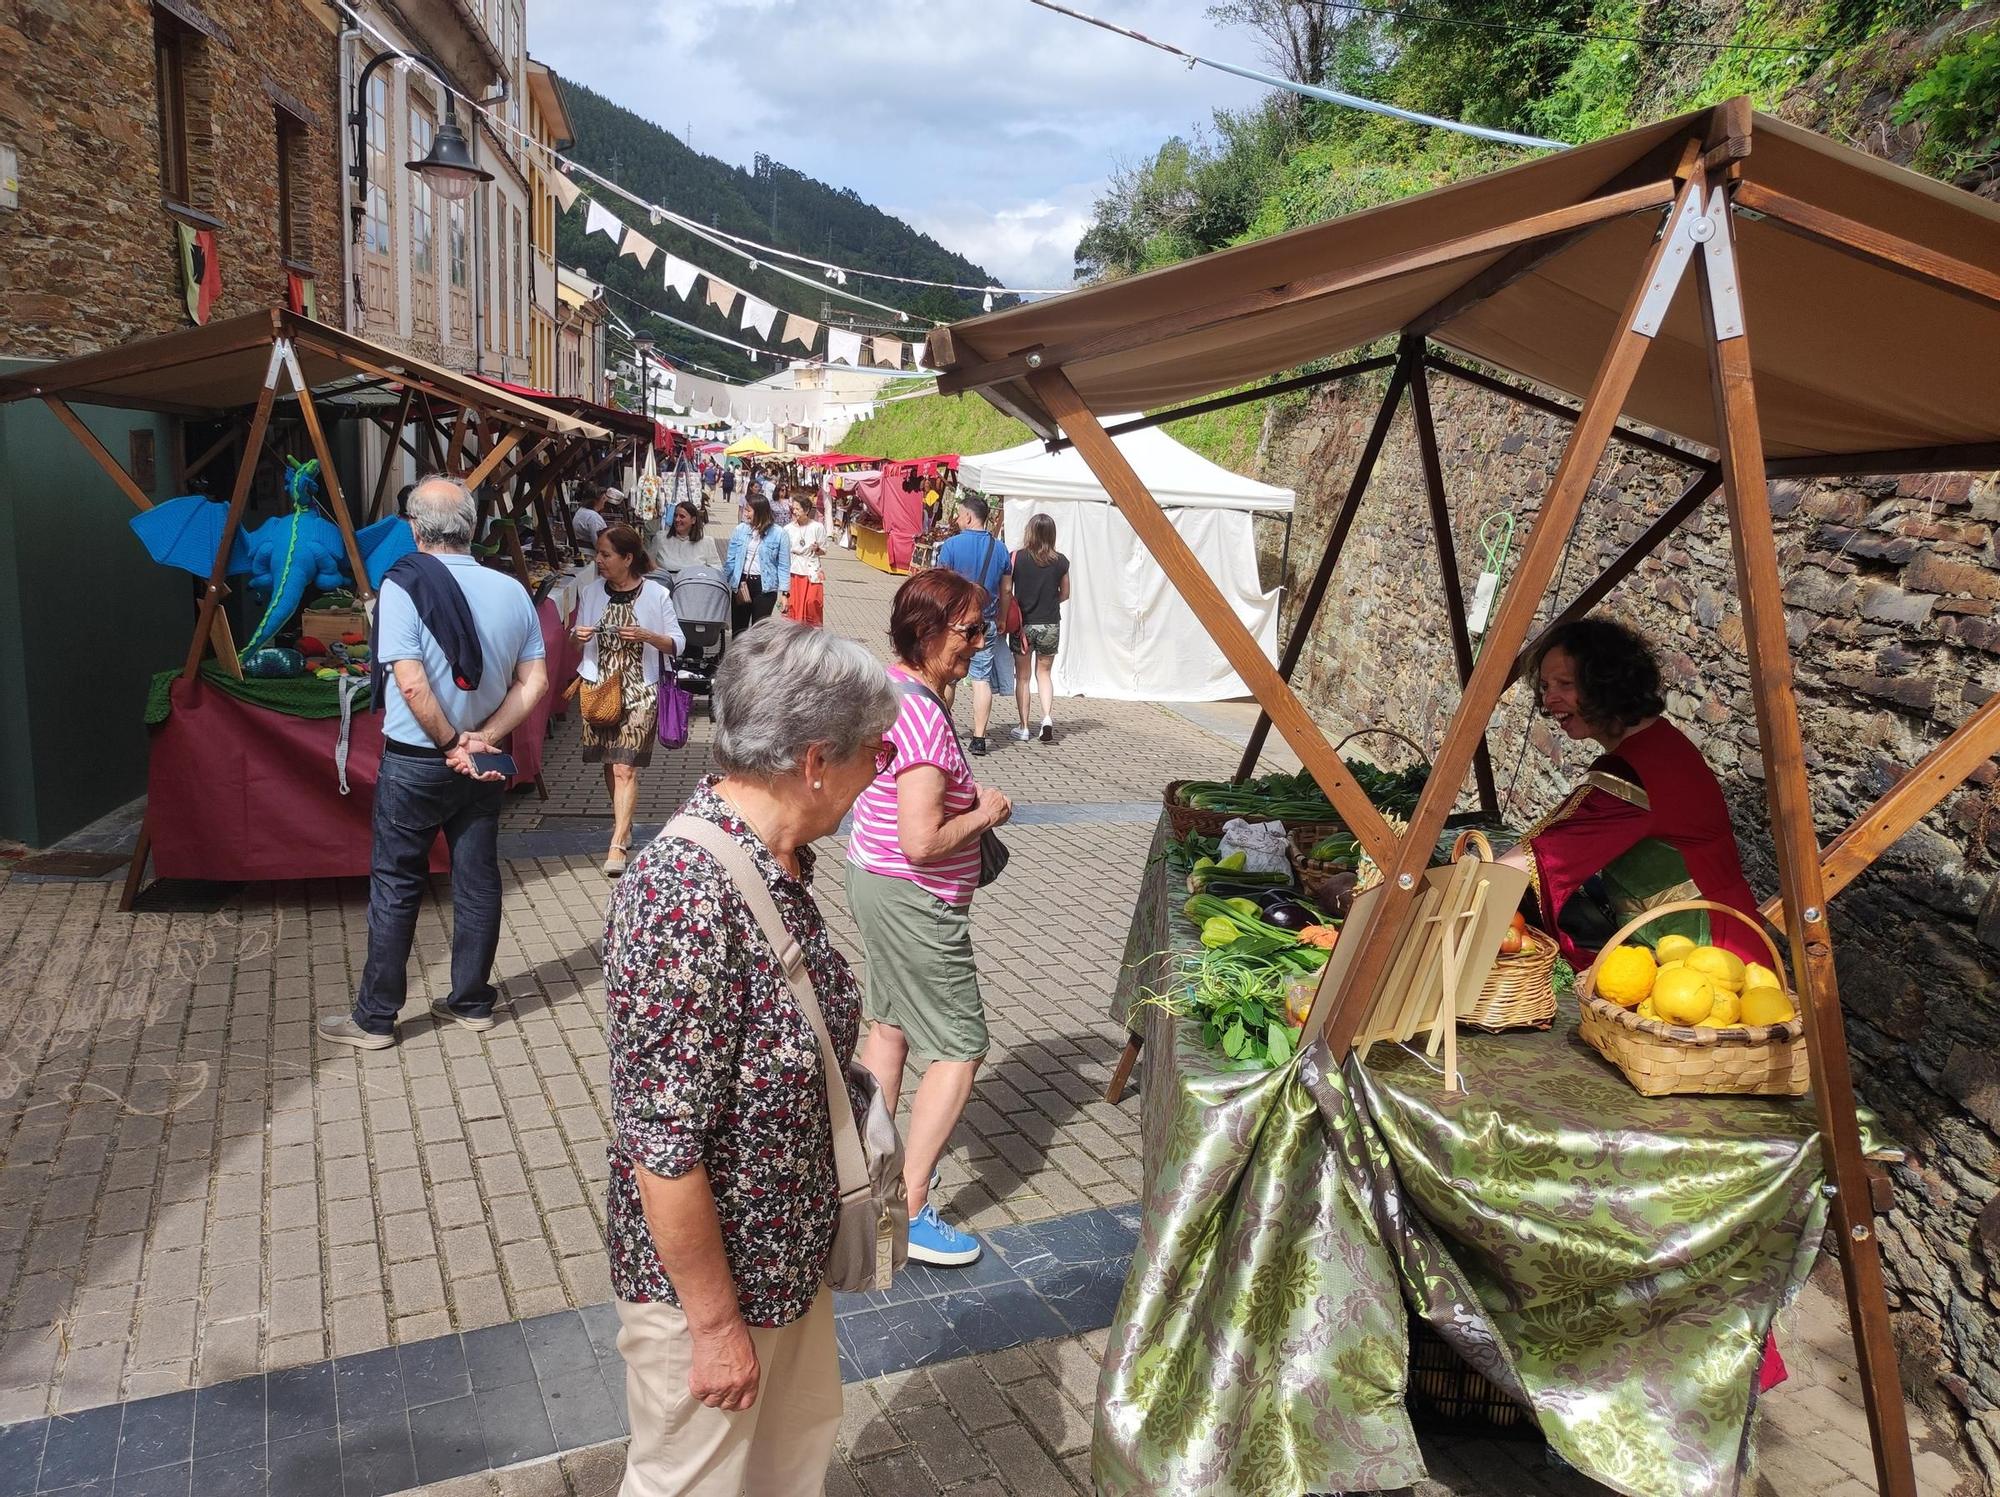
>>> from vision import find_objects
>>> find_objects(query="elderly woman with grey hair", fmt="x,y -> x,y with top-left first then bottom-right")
601,619 -> 897,1496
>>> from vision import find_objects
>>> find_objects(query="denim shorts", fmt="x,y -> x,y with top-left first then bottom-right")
966,635 -> 1014,690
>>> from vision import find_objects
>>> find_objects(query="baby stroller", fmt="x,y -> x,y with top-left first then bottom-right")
663,563 -> 732,710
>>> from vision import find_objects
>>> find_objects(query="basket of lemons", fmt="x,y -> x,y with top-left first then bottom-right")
1577,899 -> 1809,1097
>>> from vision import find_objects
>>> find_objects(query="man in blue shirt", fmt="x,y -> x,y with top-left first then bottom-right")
934,492 -> 1013,755
319,476 -> 549,1049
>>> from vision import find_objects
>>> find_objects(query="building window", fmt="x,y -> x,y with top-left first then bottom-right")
495,204 -> 508,354
408,104 -> 435,277
512,205 -> 524,356
276,109 -> 306,262
364,71 -> 391,254
153,10 -> 193,202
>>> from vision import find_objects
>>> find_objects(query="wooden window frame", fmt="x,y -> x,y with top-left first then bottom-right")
154,10 -> 192,205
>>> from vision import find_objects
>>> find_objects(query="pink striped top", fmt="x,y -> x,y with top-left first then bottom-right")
847,666 -> 981,906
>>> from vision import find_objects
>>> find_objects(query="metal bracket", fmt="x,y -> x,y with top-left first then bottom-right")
1701,185 -> 1745,341
1630,190 -> 1705,338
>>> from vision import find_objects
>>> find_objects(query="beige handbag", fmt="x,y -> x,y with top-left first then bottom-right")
664,816 -> 908,1293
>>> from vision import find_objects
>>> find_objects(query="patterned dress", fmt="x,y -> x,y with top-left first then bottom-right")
581,584 -> 658,768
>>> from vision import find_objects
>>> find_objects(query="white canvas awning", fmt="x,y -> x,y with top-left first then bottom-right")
959,420 -> 1294,512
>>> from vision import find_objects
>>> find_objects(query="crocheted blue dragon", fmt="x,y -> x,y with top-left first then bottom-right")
242,457 -> 349,650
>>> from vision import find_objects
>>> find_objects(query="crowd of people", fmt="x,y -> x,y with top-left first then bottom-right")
331,458 -> 1075,1494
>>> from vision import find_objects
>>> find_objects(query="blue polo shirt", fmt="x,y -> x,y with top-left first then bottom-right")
374,554 -> 544,748
936,530 -> 1012,621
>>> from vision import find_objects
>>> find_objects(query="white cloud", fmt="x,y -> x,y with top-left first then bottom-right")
529,0 -> 1267,289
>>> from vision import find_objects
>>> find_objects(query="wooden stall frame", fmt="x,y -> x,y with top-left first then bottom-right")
934,105 -> 1983,1495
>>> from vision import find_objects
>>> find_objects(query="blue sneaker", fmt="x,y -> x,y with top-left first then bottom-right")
907,1202 -> 982,1267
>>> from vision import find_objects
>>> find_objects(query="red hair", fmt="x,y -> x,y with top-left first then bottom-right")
890,567 -> 984,668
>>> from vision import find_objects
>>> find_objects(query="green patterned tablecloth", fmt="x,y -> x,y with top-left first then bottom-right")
1095,822 -> 1830,1497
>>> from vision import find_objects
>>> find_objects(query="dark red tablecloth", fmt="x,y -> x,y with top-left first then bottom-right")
148,678 -> 448,882
511,596 -> 580,787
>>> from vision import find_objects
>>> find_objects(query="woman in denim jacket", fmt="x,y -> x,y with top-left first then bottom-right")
725,495 -> 791,636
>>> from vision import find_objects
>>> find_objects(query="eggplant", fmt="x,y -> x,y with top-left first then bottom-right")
1262,902 -> 1321,931
1200,879 -> 1300,903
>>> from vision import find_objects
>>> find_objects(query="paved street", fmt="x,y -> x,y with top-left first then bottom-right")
0,548 -> 1976,1495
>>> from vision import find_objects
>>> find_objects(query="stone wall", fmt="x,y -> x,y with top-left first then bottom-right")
0,0 -> 342,361
1263,366 -> 2000,1478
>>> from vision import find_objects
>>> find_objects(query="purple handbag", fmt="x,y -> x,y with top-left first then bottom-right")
657,675 -> 692,749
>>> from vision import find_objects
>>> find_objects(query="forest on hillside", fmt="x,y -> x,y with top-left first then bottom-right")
554,81 -> 1009,385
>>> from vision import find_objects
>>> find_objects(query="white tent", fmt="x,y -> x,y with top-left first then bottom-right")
961,422 -> 1293,702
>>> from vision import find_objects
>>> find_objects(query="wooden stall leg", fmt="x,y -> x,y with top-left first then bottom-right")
370,387 -> 416,521
118,820 -> 153,913
1317,172 -> 1706,1058
1406,346 -> 1498,813
1236,357 -> 1412,782
1699,192 -> 1918,1497
184,382 -> 279,680
1105,1035 -> 1142,1105
1030,368 -> 1398,867
293,384 -> 374,603
43,397 -> 157,512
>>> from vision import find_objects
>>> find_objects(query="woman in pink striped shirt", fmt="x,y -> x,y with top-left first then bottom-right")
849,569 -> 1012,1267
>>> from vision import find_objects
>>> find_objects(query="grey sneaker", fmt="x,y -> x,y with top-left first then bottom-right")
317,1013 -> 395,1050
430,1000 -> 497,1034
1008,725 -> 1033,742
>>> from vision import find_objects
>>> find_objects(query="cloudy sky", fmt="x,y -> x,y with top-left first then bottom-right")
527,1 -> 1270,291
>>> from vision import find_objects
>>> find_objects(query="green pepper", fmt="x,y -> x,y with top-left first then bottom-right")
1200,917 -> 1240,948
1217,851 -> 1246,871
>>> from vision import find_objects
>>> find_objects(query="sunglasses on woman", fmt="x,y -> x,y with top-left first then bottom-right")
948,619 -> 989,643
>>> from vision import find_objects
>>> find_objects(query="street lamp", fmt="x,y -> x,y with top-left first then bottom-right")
633,333 -> 656,421
349,48 -> 493,238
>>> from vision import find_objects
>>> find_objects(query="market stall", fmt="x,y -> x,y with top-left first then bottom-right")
961,424 -> 1292,701
847,456 -> 956,572
932,99 -> 2000,1497
0,307 -> 606,906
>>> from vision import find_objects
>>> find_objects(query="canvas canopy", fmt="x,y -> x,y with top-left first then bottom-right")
962,423 -> 1294,701
931,107 -> 2000,467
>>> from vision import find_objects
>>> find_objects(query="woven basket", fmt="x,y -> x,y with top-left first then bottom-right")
1576,899 -> 1810,1097
1162,781 -> 1236,840
1448,830 -> 1559,1032
1335,725 -> 1430,769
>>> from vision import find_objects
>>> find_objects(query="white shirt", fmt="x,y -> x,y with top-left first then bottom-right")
574,577 -> 685,687
785,520 -> 826,583
653,534 -> 720,574
572,505 -> 608,550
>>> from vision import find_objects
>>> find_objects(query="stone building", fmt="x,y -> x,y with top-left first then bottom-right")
1264,373 -> 2000,1481
524,58 -> 571,395
554,264 -> 606,404
0,0 -> 346,845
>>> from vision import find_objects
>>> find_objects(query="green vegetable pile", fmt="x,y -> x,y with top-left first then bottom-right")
1143,948 -> 1304,1070
1174,758 -> 1430,827
1184,895 -> 1328,973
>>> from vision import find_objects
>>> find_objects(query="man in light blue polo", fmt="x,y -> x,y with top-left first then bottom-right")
318,476 -> 549,1049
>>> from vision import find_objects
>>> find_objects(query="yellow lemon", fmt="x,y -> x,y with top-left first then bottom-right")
1743,961 -> 1781,993
1654,934 -> 1696,965
1739,986 -> 1796,1026
1595,945 -> 1657,1007
1708,991 -> 1741,1026
1653,966 -> 1716,1025
1697,1015 -> 1729,1027
1636,999 -> 1659,1021
1686,945 -> 1745,992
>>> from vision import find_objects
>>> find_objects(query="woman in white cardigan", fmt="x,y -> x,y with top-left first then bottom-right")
572,524 -> 686,876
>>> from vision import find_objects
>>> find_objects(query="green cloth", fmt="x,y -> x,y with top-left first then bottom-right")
1098,822 -> 1834,1497
145,663 -> 372,725
1602,835 -> 1711,947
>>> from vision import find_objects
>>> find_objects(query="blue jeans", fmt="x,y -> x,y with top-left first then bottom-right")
966,633 -> 1015,692
353,751 -> 505,1035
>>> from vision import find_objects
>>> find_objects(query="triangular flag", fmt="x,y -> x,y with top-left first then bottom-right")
620,228 -> 657,269
740,295 -> 777,339
868,336 -> 901,369
981,290 -> 994,313
911,340 -> 929,370
662,254 -> 699,300
705,278 -> 740,317
782,313 -> 818,350
552,172 -> 582,212
586,199 -> 623,242
826,329 -> 861,366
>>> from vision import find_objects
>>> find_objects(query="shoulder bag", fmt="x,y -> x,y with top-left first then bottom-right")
576,590 -> 624,726
893,678 -> 1010,886
664,815 -> 908,1294
980,533 -> 1024,637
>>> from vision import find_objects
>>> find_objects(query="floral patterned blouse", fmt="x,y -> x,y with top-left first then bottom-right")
602,777 -> 863,1327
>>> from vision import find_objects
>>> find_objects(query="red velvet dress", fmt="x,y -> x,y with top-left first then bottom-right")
1522,719 -> 1765,967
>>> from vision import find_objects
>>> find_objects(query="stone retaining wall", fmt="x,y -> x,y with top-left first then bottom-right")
1264,366 -> 2000,1479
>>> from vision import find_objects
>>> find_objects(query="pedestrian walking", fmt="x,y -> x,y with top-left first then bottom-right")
933,493 -> 1013,756
850,568 -> 1013,1266
783,495 -> 827,627
720,464 -> 737,510
1009,512 -> 1070,744
604,622 -> 899,1497
726,495 -> 789,636
573,525 -> 685,878
319,476 -> 549,1050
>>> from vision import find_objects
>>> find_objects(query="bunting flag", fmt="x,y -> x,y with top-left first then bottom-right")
705,278 -> 741,317
621,229 -> 659,269
177,222 -> 221,325
586,199 -> 623,242
740,295 -> 777,339
551,172 -> 582,212
868,336 -> 902,369
661,254 -> 699,300
826,328 -> 862,366
911,340 -> 929,370
782,313 -> 818,350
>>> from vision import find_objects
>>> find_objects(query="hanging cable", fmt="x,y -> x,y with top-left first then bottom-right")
1025,0 -> 1563,150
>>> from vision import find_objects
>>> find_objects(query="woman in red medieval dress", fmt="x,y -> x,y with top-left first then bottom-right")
1501,614 -> 1787,1390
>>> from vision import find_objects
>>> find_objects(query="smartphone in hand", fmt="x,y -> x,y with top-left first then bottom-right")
470,751 -> 518,780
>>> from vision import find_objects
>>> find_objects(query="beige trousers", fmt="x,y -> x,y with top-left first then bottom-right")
615,1291 -> 842,1497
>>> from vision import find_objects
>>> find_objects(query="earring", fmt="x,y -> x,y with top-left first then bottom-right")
813,780 -> 823,790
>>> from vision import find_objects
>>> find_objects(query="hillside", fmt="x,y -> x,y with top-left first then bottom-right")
554,81 -> 1009,383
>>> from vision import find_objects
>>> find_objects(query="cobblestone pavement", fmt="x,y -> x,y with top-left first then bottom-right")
0,548 -> 1977,1494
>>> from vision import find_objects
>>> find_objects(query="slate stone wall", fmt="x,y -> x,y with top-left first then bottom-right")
1265,366 -> 2000,1477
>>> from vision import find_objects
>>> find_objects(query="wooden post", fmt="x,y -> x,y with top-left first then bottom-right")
119,821 -> 153,913
1317,174 -> 1701,1060
1406,349 -> 1498,813
43,397 -> 155,511
465,428 -> 523,490
292,384 -> 374,602
1031,368 -> 1401,867
1698,191 -> 1918,1497
1236,357 -> 1413,781
182,424 -> 242,487
370,386 -> 415,521
182,383 -> 278,680
447,406 -> 472,472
